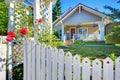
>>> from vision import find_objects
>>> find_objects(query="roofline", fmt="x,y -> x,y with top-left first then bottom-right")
53,7 -> 73,25
53,3 -> 108,26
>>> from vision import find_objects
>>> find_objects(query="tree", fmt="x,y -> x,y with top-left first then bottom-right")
0,0 -> 8,35
104,0 -> 120,21
106,24 -> 120,44
52,0 -> 62,21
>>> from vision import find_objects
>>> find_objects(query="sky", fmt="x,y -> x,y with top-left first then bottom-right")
28,0 -> 120,14
58,0 -> 120,14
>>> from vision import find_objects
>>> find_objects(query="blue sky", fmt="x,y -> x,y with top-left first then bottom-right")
28,0 -> 120,14
59,0 -> 120,13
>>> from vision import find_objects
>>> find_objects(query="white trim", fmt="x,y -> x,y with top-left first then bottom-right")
69,27 -> 76,39
56,6 -> 78,25
53,8 -> 72,25
79,5 -> 82,13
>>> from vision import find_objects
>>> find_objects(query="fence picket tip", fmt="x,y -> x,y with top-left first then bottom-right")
74,54 -> 79,57
42,43 -> 46,47
104,57 -> 113,62
53,48 -> 58,52
47,45 -> 52,49
66,52 -> 72,57
59,49 -> 64,52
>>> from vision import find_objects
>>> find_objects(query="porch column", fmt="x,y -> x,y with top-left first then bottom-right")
99,20 -> 105,41
61,23 -> 64,40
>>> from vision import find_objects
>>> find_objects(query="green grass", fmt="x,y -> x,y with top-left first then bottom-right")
65,44 -> 120,59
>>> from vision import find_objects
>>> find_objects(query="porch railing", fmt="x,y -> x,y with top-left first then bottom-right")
73,34 -> 87,40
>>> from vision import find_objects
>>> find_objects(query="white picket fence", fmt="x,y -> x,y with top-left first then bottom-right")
0,43 -> 7,80
24,41 -> 120,80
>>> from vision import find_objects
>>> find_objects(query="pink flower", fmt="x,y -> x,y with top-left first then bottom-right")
6,36 -> 14,42
20,27 -> 28,35
8,31 -> 15,37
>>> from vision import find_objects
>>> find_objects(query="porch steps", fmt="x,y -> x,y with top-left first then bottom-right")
65,40 -> 73,46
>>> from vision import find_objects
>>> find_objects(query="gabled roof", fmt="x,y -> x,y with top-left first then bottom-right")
53,3 -> 109,26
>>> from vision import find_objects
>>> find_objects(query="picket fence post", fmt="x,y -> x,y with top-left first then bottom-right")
115,57 -> 120,80
46,46 -> 52,80
52,48 -> 58,80
82,57 -> 90,80
41,44 -> 46,80
36,44 -> 41,80
73,55 -> 80,80
103,57 -> 114,80
92,59 -> 102,80
65,52 -> 72,80
58,49 -> 64,80
0,43 -> 7,80
27,41 -> 32,80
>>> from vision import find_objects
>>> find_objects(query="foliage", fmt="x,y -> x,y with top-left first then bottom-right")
53,30 -> 59,38
105,24 -> 120,44
0,1 -> 8,35
109,53 -> 117,61
12,63 -> 23,80
52,0 -> 62,21
104,0 -> 120,21
38,27 -> 64,48
14,2 -> 34,41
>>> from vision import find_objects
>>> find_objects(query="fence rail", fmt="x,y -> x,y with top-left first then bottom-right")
24,41 -> 120,80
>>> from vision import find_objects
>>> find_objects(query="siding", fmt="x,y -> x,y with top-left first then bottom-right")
63,8 -> 101,25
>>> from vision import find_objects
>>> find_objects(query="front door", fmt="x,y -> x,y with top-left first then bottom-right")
70,28 -> 75,39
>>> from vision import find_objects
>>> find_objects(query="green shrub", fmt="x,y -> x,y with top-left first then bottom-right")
12,63 -> 23,80
105,25 -> 120,44
109,53 -> 117,61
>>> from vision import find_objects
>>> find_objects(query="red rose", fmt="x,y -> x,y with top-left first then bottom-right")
20,27 -> 28,35
6,36 -> 14,42
8,31 -> 15,37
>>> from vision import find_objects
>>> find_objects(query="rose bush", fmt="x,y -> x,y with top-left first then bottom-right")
8,31 -> 15,37
6,27 -> 28,42
20,27 -> 28,35
6,36 -> 14,42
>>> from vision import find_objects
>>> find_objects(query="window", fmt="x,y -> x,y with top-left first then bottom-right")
78,28 -> 88,38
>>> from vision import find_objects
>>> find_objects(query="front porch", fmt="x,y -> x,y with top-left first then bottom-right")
59,21 -> 104,41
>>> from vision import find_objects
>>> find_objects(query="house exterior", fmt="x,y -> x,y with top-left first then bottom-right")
53,3 -> 111,41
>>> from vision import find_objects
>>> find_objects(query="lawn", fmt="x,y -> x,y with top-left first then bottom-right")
65,42 -> 120,59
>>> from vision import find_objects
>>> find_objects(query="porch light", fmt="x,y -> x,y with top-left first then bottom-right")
92,24 -> 98,27
76,24 -> 81,28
